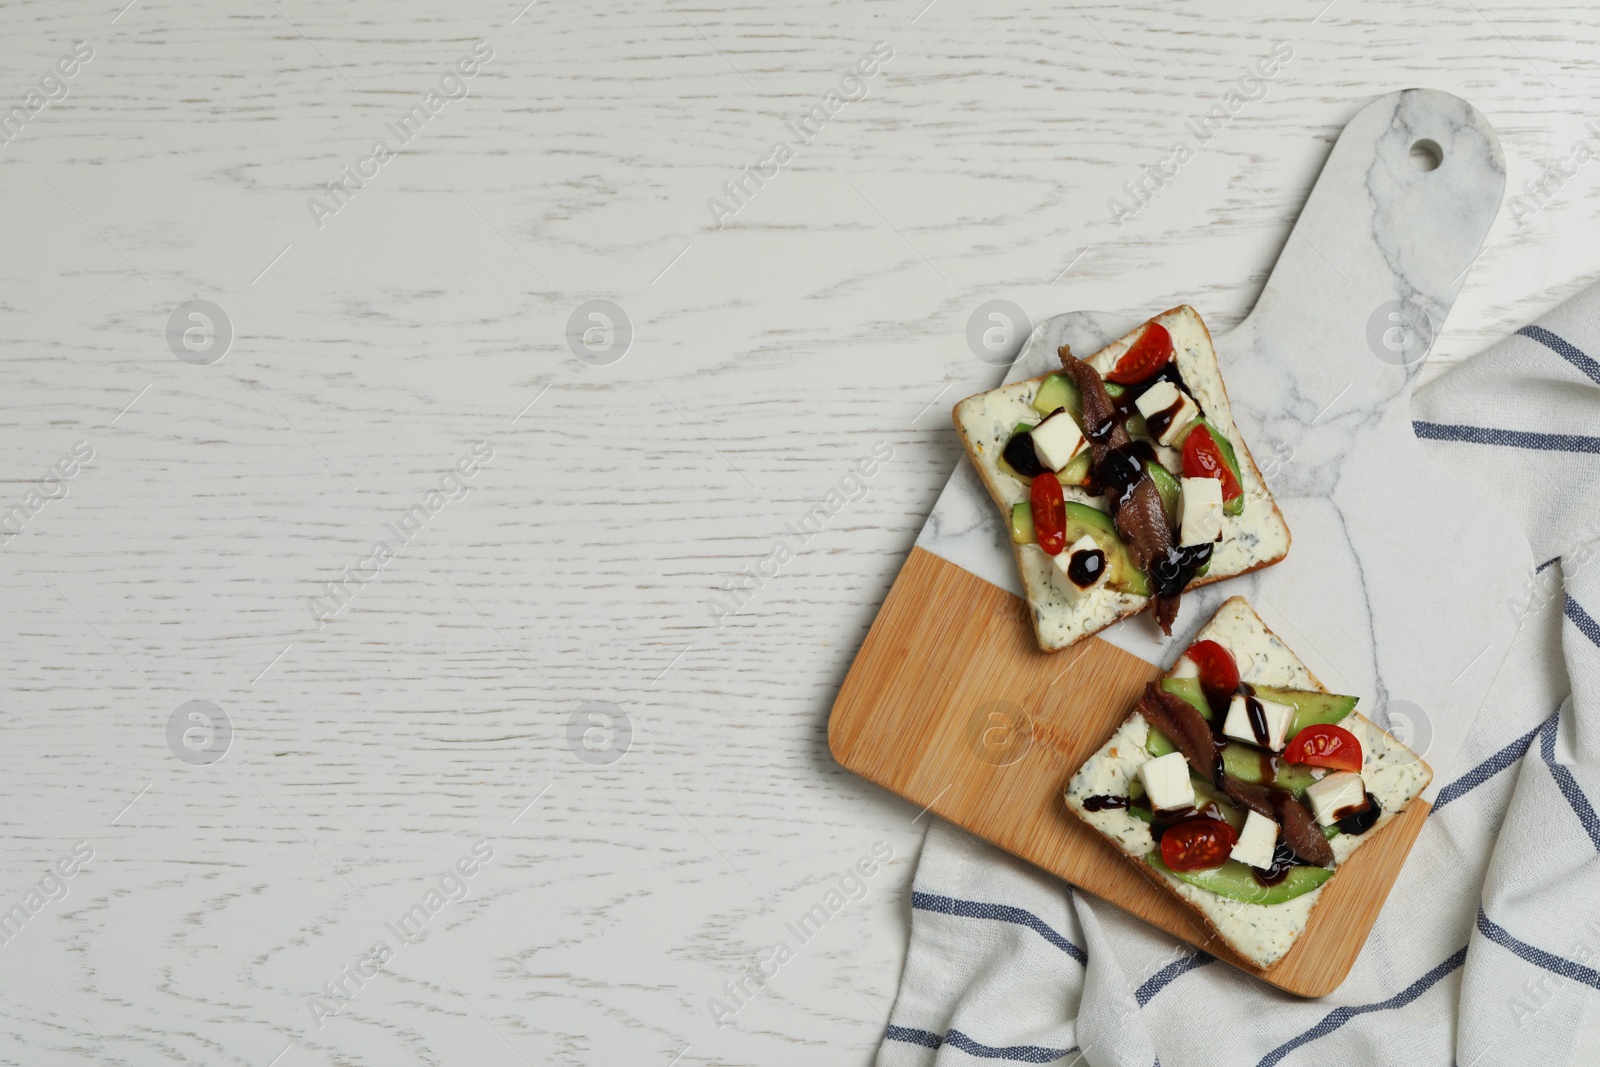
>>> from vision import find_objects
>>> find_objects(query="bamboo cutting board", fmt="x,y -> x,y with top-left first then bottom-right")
830,90 -> 1531,996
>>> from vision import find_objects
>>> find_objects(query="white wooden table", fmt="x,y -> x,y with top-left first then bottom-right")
1,2 -> 1596,1064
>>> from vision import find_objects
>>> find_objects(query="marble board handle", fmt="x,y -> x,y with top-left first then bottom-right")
1216,88 -> 1524,799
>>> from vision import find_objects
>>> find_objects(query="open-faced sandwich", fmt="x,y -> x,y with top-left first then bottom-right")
1063,597 -> 1432,968
953,305 -> 1290,652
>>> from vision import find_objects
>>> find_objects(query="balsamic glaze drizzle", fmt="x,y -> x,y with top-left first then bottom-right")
1066,548 -> 1106,588
1144,398 -> 1187,443
1002,428 -> 1047,479
1335,791 -> 1382,835
1244,693 -> 1271,748
1084,439 -> 1155,500
1254,841 -> 1300,886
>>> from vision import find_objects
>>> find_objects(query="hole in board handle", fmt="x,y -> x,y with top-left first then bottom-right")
1409,139 -> 1443,172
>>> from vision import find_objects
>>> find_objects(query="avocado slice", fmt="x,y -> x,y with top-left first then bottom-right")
1032,374 -> 1080,421
1157,679 -> 1355,735
1251,685 -> 1358,737
1057,450 -> 1092,487
1219,744 -> 1319,794
1144,728 -> 1177,758
1063,502 -> 1149,596
1146,854 -> 1334,905
1009,502 -> 1035,544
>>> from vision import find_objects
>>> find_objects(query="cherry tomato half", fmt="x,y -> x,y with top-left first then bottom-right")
1185,639 -> 1240,696
1181,424 -> 1243,502
1030,473 -> 1067,556
1285,724 -> 1363,773
1106,322 -> 1174,384
1160,818 -> 1238,872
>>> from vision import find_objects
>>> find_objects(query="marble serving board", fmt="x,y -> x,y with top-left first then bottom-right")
829,89 -> 1532,995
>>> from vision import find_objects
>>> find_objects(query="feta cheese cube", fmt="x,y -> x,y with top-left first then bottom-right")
1178,476 -> 1224,547
1169,656 -> 1200,679
1229,810 -> 1280,870
1050,535 -> 1107,600
1155,444 -> 1183,474
1138,751 -> 1195,813
1066,534 -> 1098,555
1133,380 -> 1180,421
1305,771 -> 1368,826
1223,693 -> 1294,751
1133,380 -> 1200,447
1030,410 -> 1085,471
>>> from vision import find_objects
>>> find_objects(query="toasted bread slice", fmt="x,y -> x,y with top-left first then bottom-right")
1062,597 -> 1432,969
952,305 -> 1290,652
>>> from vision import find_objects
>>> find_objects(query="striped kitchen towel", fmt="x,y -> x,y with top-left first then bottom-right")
875,293 -> 1600,1067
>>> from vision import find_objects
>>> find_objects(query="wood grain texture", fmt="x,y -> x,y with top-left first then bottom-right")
1,0 -> 1598,1063
829,546 -> 1431,996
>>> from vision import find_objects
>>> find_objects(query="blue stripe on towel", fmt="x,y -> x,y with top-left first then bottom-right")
1476,907 -> 1600,990
1135,951 -> 1215,1006
911,891 -> 1088,964
886,1025 -> 944,1050
1412,421 -> 1600,455
883,1024 -> 1077,1063
1566,594 -> 1600,651
1537,712 -> 1600,851
1254,947 -> 1467,1067
1516,324 -> 1600,386
1432,717 -> 1549,812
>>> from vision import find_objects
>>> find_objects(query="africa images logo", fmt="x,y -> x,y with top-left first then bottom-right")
167,700 -> 231,766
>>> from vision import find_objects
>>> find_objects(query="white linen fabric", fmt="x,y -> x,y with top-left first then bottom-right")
875,298 -> 1600,1067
